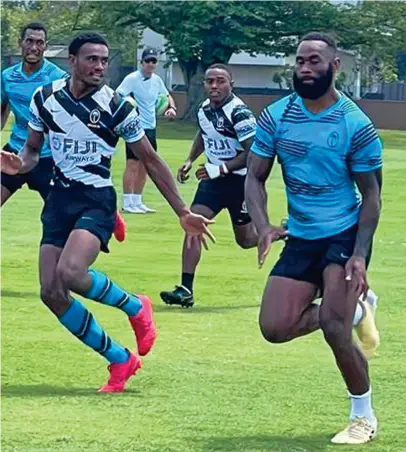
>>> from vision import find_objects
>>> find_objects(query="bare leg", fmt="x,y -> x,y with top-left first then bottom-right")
259,276 -> 319,343
1,185 -> 13,207
320,264 -> 369,395
232,222 -> 258,249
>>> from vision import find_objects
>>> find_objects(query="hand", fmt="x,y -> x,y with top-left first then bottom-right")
164,107 -> 177,119
180,211 -> 216,250
195,163 -> 224,181
258,225 -> 288,268
0,150 -> 22,175
177,160 -> 192,183
345,256 -> 368,299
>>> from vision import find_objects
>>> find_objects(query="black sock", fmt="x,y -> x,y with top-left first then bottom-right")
181,273 -> 195,293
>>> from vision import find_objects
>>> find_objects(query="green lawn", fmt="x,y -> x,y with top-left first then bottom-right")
1,121 -> 406,452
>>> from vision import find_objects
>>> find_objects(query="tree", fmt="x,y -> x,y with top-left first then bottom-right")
98,0 -> 343,119
272,72 -> 283,90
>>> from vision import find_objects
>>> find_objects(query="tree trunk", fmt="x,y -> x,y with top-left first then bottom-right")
179,60 -> 206,121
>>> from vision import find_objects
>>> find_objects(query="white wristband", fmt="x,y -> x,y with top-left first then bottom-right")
204,163 -> 221,179
221,163 -> 229,175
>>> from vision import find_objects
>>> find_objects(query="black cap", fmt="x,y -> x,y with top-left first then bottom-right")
141,48 -> 158,60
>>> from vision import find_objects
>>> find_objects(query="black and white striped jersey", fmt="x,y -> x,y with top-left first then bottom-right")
29,78 -> 144,188
197,94 -> 256,175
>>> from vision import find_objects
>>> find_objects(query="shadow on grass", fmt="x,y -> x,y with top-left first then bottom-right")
154,304 -> 259,313
1,384 -> 142,398
199,434 -> 331,452
1,289 -> 38,299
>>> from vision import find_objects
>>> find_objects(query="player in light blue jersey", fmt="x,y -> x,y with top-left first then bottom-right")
246,33 -> 382,444
1,22 -> 66,204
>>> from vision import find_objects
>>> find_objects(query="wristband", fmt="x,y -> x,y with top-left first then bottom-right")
204,163 -> 221,179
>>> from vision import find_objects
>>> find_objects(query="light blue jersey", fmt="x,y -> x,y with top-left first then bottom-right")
1,59 -> 67,157
251,93 -> 383,240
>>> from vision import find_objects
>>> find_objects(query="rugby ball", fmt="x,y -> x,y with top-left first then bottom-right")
156,94 -> 169,116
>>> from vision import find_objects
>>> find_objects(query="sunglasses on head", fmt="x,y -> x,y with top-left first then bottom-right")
144,58 -> 157,64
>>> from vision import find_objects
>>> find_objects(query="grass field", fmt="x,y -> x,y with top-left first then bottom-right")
1,121 -> 406,452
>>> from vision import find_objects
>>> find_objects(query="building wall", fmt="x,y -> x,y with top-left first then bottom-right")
171,63 -> 286,89
171,92 -> 406,131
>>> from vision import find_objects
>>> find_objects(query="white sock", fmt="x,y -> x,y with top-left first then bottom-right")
352,301 -> 365,327
123,194 -> 133,209
349,387 -> 374,422
133,194 -> 142,206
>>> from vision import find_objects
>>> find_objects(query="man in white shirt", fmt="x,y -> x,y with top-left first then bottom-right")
117,48 -> 177,213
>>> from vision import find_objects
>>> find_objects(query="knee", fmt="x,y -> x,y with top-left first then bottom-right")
40,284 -> 63,314
235,234 -> 255,250
56,261 -> 85,291
319,310 -> 350,348
259,317 -> 293,344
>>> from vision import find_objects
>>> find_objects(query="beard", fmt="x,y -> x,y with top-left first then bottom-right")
293,64 -> 333,100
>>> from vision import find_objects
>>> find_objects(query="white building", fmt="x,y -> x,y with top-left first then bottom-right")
138,28 -> 358,93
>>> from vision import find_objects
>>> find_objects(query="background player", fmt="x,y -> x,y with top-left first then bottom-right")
117,47 -> 177,213
246,32 -> 381,444
0,33 -> 215,393
160,64 -> 257,307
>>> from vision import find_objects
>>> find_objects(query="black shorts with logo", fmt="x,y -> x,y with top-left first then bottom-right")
270,224 -> 372,288
126,128 -> 157,160
192,173 -> 251,226
1,143 -> 54,201
40,183 -> 117,253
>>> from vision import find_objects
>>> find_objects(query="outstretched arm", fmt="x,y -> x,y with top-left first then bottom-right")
19,127 -> 44,173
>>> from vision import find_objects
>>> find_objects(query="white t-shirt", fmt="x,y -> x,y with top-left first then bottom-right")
117,70 -> 169,129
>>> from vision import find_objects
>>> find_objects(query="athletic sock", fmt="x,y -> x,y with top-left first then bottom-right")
181,273 -> 194,293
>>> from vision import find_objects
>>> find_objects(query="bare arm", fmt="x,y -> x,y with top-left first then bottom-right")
19,127 -> 44,173
1,102 -> 10,131
245,152 -> 275,234
187,131 -> 205,163
168,94 -> 176,111
223,137 -> 254,173
352,169 -> 382,259
127,136 -> 188,217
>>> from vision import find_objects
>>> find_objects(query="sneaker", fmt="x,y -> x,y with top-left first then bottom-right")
121,206 -> 146,214
113,212 -> 127,242
160,285 -> 194,308
98,352 -> 142,393
355,291 -> 380,360
138,203 -> 156,213
129,295 -> 157,356
331,416 -> 378,444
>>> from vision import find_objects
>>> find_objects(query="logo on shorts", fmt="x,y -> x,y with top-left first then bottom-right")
240,201 -> 248,214
89,109 -> 101,127
327,131 -> 339,148
340,252 -> 350,259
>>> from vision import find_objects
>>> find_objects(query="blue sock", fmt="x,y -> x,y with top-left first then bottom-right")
59,299 -> 129,364
85,270 -> 142,317
349,387 -> 374,422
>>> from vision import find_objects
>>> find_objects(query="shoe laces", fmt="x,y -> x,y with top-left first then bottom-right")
347,417 -> 374,439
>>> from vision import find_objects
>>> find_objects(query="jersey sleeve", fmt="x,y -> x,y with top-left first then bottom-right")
113,99 -> 145,143
349,118 -> 383,173
231,105 -> 256,142
157,76 -> 169,96
250,107 -> 277,159
116,74 -> 135,97
28,88 -> 45,132
1,71 -> 8,104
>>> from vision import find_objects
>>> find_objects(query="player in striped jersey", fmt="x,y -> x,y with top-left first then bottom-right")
246,33 -> 381,444
1,33 -> 214,393
1,22 -> 126,242
160,64 -> 258,308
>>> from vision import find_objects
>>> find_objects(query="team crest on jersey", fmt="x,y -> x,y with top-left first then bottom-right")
216,115 -> 225,131
327,131 -> 339,148
89,109 -> 101,128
